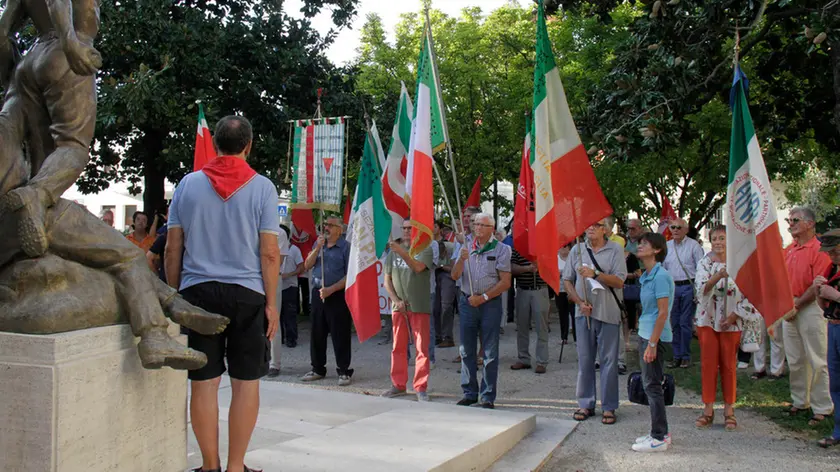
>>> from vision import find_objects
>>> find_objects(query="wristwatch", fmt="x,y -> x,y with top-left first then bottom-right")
594,268 -> 602,277
482,293 -> 489,301
648,341 -> 657,348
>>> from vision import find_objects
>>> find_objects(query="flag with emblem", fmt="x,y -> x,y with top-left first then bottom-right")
530,3 -> 612,292
382,82 -> 414,239
290,117 -> 347,211
405,19 -> 446,257
726,64 -> 793,328
345,126 -> 393,343
193,103 -> 217,171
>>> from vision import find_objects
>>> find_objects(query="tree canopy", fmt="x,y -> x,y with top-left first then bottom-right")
86,0 -> 361,213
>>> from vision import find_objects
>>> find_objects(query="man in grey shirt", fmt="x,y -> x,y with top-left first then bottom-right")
662,218 -> 705,368
564,218 -> 627,425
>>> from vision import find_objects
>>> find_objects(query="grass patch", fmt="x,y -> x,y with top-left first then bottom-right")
628,338 -> 833,438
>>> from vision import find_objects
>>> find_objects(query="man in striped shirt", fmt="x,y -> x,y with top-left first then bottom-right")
451,213 -> 512,409
510,248 -> 549,373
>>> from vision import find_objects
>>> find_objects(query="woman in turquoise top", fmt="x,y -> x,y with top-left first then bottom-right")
632,232 -> 675,453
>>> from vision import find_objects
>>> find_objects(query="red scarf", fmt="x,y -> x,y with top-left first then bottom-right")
201,155 -> 257,201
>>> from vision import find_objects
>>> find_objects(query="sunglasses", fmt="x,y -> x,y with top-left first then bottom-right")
324,223 -> 341,228
590,223 -> 606,229
785,218 -> 802,225
669,225 -> 684,230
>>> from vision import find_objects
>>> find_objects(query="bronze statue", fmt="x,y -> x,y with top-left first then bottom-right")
0,0 -> 228,370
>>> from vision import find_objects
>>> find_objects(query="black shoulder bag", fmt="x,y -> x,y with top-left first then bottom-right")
585,246 -> 628,323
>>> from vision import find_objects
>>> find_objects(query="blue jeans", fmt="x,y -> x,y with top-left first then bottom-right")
575,316 -> 620,412
670,284 -> 696,361
459,294 -> 502,403
828,323 -> 840,439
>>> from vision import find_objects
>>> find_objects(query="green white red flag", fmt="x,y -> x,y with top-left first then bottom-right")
382,82 -> 414,239
531,3 -> 612,292
405,21 -> 445,257
345,126 -> 393,342
192,103 -> 217,171
726,65 -> 794,328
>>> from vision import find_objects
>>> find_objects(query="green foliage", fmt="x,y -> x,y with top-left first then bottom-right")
86,0 -> 361,212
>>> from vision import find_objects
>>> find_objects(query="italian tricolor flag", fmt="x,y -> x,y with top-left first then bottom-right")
405,22 -> 445,257
726,65 -> 794,328
345,126 -> 392,343
382,82 -> 414,239
193,103 -> 217,171
531,4 -> 612,292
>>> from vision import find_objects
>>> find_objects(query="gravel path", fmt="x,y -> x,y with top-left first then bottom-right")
267,310 -> 840,471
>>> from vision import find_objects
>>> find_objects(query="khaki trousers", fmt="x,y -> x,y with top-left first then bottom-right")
784,302 -> 832,414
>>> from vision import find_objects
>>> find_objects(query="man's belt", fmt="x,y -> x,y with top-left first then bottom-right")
675,279 -> 694,286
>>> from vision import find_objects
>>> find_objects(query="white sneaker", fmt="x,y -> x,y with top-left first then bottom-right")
632,435 -> 669,452
635,433 -> 671,445
737,361 -> 750,369
338,374 -> 352,386
416,391 -> 430,402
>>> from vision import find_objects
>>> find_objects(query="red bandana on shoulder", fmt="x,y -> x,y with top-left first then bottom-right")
201,155 -> 258,201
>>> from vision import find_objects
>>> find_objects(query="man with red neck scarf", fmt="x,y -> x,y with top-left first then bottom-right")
166,115 -> 281,472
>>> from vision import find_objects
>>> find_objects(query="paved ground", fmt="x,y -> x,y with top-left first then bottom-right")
266,308 -> 840,471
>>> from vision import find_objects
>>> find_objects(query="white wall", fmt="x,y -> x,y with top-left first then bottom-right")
62,181 -> 175,232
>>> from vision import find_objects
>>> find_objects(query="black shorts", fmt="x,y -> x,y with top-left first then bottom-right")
180,282 -> 270,381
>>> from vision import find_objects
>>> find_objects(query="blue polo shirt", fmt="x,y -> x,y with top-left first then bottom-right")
311,238 -> 351,289
169,171 -> 280,295
638,262 -> 674,342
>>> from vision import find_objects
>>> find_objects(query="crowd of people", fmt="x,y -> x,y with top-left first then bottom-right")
101,116 -> 840,468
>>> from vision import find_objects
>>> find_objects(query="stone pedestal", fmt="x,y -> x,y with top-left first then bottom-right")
0,324 -> 187,472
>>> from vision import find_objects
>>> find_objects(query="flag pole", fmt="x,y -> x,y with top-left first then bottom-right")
424,6 -> 474,295
576,236 -> 591,330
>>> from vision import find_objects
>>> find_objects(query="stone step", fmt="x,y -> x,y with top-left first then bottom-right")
189,380 -> 537,471
487,417 -> 578,472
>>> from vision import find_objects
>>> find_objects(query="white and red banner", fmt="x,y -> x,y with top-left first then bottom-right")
290,117 -> 346,211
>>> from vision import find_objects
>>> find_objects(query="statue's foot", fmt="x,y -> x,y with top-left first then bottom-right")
164,295 -> 229,335
137,328 -> 207,370
0,187 -> 48,257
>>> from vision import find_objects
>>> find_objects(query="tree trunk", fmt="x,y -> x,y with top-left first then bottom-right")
830,37 -> 840,141
141,129 -> 167,216
493,178 -> 498,226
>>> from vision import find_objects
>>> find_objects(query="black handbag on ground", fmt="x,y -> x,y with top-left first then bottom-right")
627,371 -> 675,406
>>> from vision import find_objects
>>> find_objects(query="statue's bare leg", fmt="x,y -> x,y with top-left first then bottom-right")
154,278 -> 229,335
47,200 -> 209,369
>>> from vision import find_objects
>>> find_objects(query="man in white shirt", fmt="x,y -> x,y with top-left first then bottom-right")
268,225 -> 295,377
662,218 -> 705,368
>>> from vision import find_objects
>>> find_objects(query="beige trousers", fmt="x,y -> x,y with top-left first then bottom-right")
783,302 -> 832,414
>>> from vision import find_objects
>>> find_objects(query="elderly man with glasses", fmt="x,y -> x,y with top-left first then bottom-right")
451,212 -> 512,409
300,216 -> 354,386
662,218 -> 705,368
783,206 -> 833,425
565,218 -> 628,425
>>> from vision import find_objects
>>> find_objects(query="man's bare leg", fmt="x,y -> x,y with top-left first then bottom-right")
191,377 -> 223,471
154,278 -> 229,335
227,379 -> 261,472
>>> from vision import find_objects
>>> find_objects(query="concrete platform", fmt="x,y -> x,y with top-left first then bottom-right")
188,380 -> 544,471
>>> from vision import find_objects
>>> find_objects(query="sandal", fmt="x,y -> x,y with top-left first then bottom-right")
573,408 -> 595,421
601,411 -> 616,425
809,414 -> 828,426
724,414 -> 738,431
787,406 -> 804,416
750,371 -> 767,380
695,413 -> 714,428
818,436 -> 840,448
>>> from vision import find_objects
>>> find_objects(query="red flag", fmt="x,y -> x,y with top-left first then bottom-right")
463,174 -> 482,213
657,194 -> 678,240
192,103 -> 217,171
291,209 -> 317,258
513,122 -> 536,261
